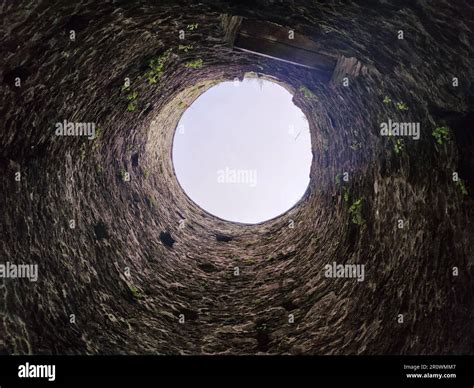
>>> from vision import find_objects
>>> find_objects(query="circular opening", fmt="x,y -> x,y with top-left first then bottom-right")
172,77 -> 312,224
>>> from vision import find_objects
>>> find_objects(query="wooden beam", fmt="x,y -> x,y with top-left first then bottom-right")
238,19 -> 322,53
235,34 -> 336,73
231,19 -> 337,77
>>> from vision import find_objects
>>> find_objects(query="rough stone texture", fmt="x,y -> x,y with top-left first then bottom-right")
0,0 -> 473,355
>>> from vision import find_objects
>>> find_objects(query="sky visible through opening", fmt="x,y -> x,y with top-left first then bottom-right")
172,77 -> 312,224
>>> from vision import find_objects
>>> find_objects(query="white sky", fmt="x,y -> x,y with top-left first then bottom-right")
172,77 -> 312,224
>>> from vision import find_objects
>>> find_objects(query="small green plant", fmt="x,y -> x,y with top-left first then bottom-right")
343,187 -> 350,202
348,198 -> 364,225
95,164 -> 103,175
119,169 -> 128,181
125,144 -> 137,154
432,126 -> 450,145
335,173 -> 342,185
127,100 -> 137,112
185,58 -> 203,69
178,44 -> 193,52
455,179 -> 468,196
94,126 -> 103,141
146,49 -> 172,84
146,194 -> 157,207
143,169 -> 150,179
127,91 -> 138,101
350,141 -> 361,150
80,144 -> 86,161
396,102 -> 409,111
186,23 -> 198,31
121,83 -> 139,112
383,96 -> 392,104
256,323 -> 268,332
92,139 -> 100,151
299,86 -> 314,99
394,138 -> 404,154
128,284 -> 142,300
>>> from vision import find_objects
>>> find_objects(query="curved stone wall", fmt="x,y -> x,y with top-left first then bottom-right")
0,0 -> 473,355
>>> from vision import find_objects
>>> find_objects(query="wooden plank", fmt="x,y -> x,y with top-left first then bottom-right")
234,34 -> 336,73
238,19 -> 322,53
